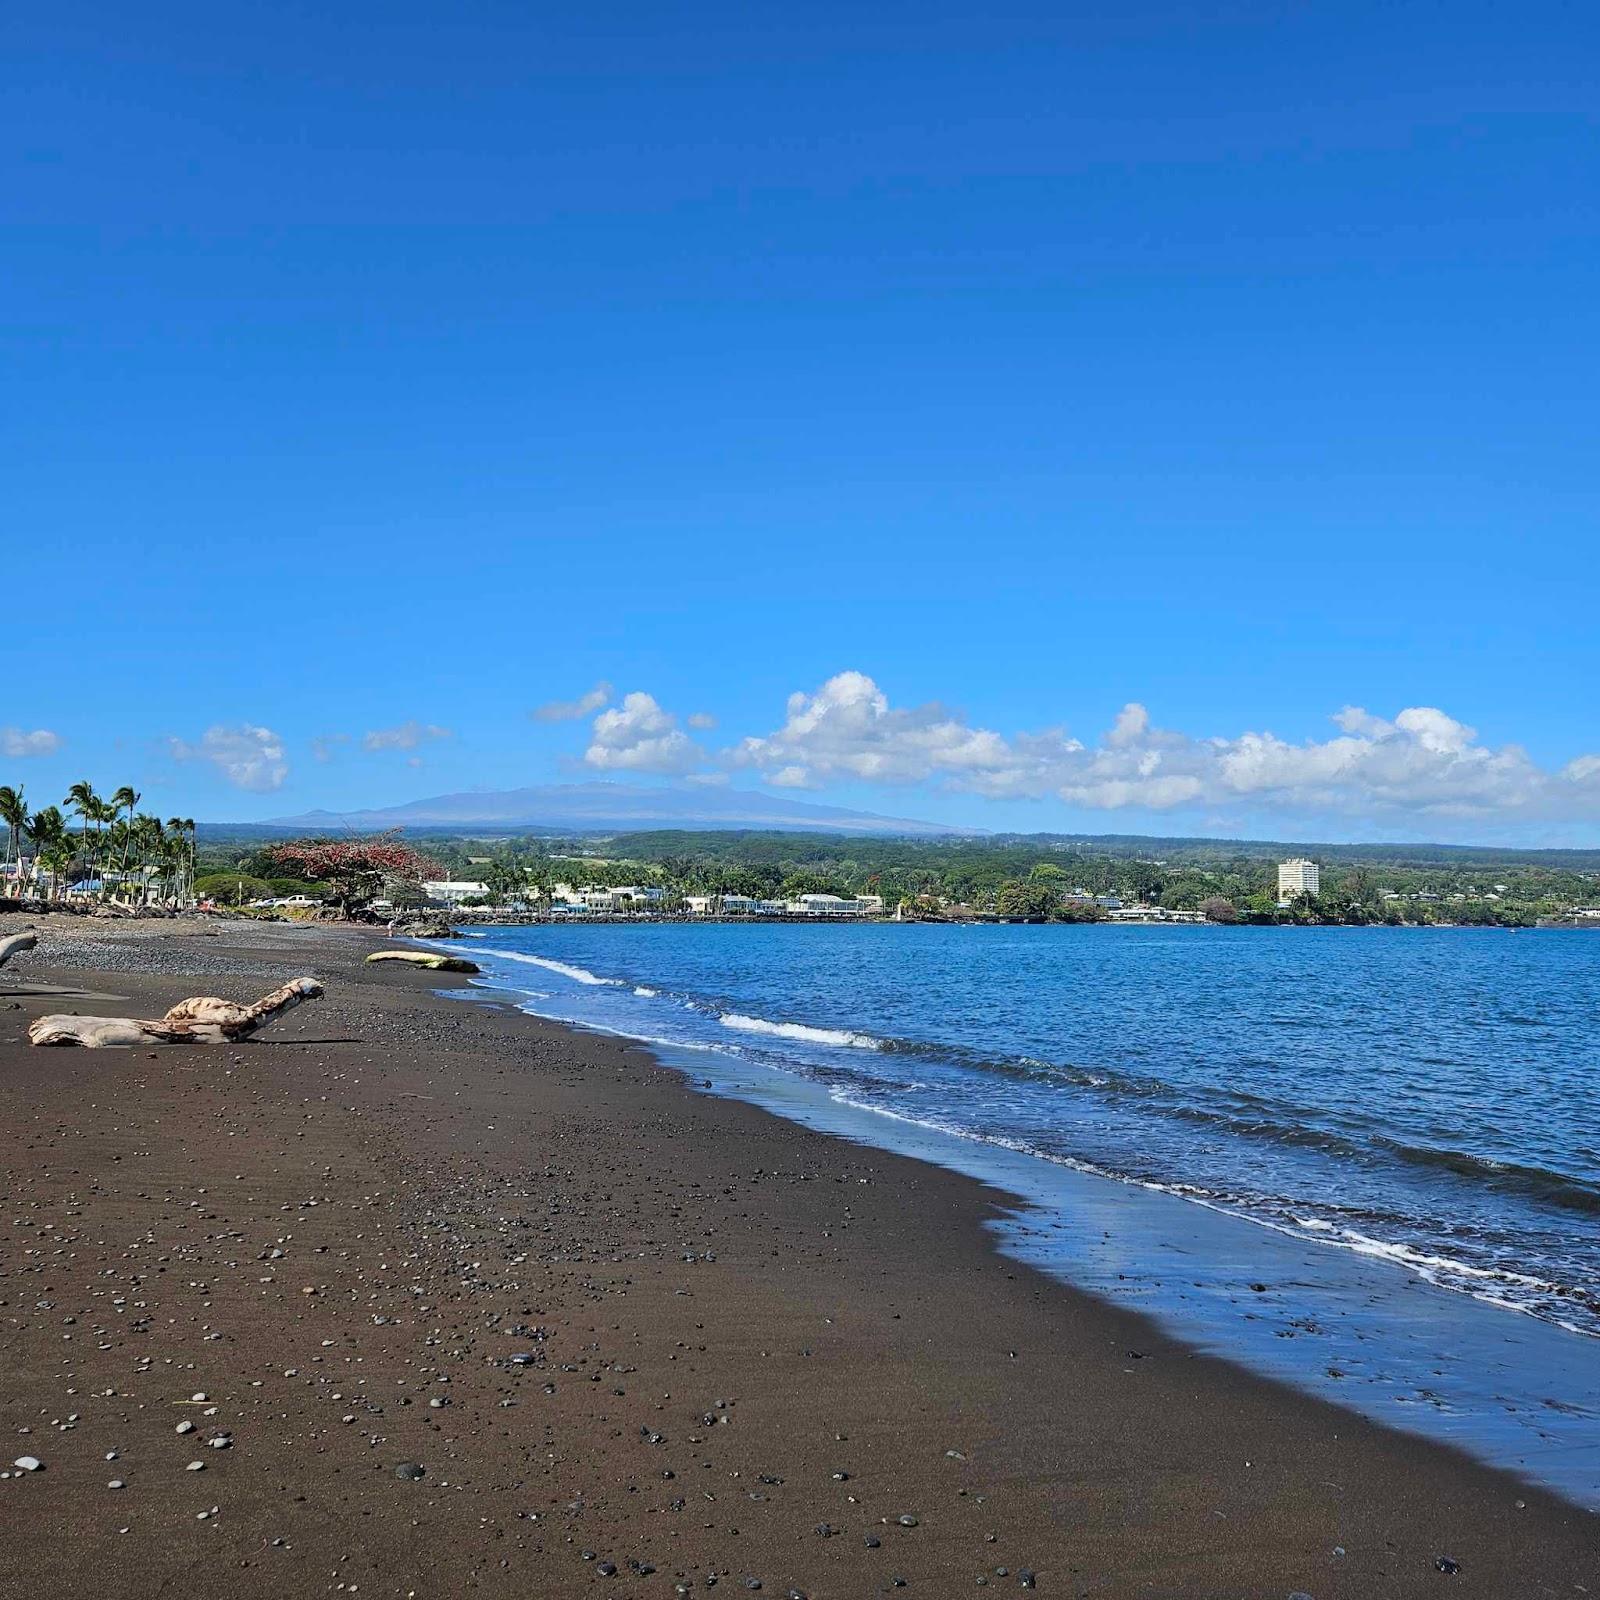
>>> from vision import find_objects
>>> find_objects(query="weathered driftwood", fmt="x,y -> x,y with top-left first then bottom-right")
365,950 -> 480,974
0,932 -> 38,970
28,977 -> 323,1048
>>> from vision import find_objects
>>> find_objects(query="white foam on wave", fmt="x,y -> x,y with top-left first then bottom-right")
469,948 -> 620,986
509,1000 -> 733,1055
719,1012 -> 882,1050
634,986 -> 658,997
818,1088 -> 1596,1337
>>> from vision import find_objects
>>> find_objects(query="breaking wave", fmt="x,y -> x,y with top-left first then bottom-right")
719,1012 -> 883,1050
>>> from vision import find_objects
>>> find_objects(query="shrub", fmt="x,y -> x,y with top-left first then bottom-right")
195,872 -> 273,905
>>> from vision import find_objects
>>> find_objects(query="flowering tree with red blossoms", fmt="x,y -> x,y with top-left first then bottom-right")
267,832 -> 440,913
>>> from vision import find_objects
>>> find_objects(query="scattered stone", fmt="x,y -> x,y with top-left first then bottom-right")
107,1479 -> 125,1490
1435,1557 -> 1460,1576
394,1462 -> 426,1481
898,1514 -> 920,1527
186,1461 -> 206,1472
14,1457 -> 43,1472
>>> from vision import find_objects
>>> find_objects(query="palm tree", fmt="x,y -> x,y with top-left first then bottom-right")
94,796 -> 118,892
110,786 -> 140,877
182,819 -> 198,903
0,784 -> 26,895
128,813 -> 161,904
27,806 -> 68,902
65,781 -> 102,897
165,817 -> 197,904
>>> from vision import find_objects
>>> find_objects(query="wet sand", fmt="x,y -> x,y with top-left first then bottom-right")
0,918 -> 1593,1597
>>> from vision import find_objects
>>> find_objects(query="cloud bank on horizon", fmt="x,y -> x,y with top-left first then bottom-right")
580,670 -> 1600,830
16,670 -> 1600,838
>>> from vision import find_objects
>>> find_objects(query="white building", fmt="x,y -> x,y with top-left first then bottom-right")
1277,859 -> 1320,901
787,893 -> 873,916
423,880 -> 489,905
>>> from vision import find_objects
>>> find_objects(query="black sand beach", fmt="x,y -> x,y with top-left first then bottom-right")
0,916 -> 1593,1597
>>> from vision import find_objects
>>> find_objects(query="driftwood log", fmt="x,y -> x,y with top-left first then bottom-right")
0,932 -> 38,970
28,977 -> 323,1048
365,950 -> 480,974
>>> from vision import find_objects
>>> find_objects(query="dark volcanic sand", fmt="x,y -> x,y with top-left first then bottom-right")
0,919 -> 1593,1598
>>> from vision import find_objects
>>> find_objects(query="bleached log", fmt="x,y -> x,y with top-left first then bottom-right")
28,977 -> 323,1048
0,932 -> 38,970
365,950 -> 480,974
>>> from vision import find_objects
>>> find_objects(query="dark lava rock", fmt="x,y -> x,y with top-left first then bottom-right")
393,1462 -> 426,1481
1435,1557 -> 1461,1576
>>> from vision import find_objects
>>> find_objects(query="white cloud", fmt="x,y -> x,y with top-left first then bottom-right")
730,670 -> 1600,825
534,681 -> 613,723
169,724 -> 289,792
584,691 -> 703,775
687,711 -> 718,730
362,721 -> 452,752
730,670 -> 1079,795
1,727 -> 61,758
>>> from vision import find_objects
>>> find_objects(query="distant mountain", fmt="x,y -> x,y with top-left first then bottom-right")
251,781 -> 965,837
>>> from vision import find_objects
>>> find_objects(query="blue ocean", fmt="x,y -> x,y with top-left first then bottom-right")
434,921 -> 1600,1505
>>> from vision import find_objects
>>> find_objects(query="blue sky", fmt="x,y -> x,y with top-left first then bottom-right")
6,2 -> 1598,842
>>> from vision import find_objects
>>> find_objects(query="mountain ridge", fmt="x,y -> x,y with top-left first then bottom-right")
251,781 -> 967,837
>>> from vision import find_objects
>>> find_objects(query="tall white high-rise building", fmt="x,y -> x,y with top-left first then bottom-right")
1277,858 -> 1321,900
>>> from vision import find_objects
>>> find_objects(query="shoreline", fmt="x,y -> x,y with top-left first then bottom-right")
1,915 -> 1594,1596
439,928 -> 1600,1511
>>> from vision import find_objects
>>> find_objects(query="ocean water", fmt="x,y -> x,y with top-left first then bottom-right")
432,921 -> 1600,1505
